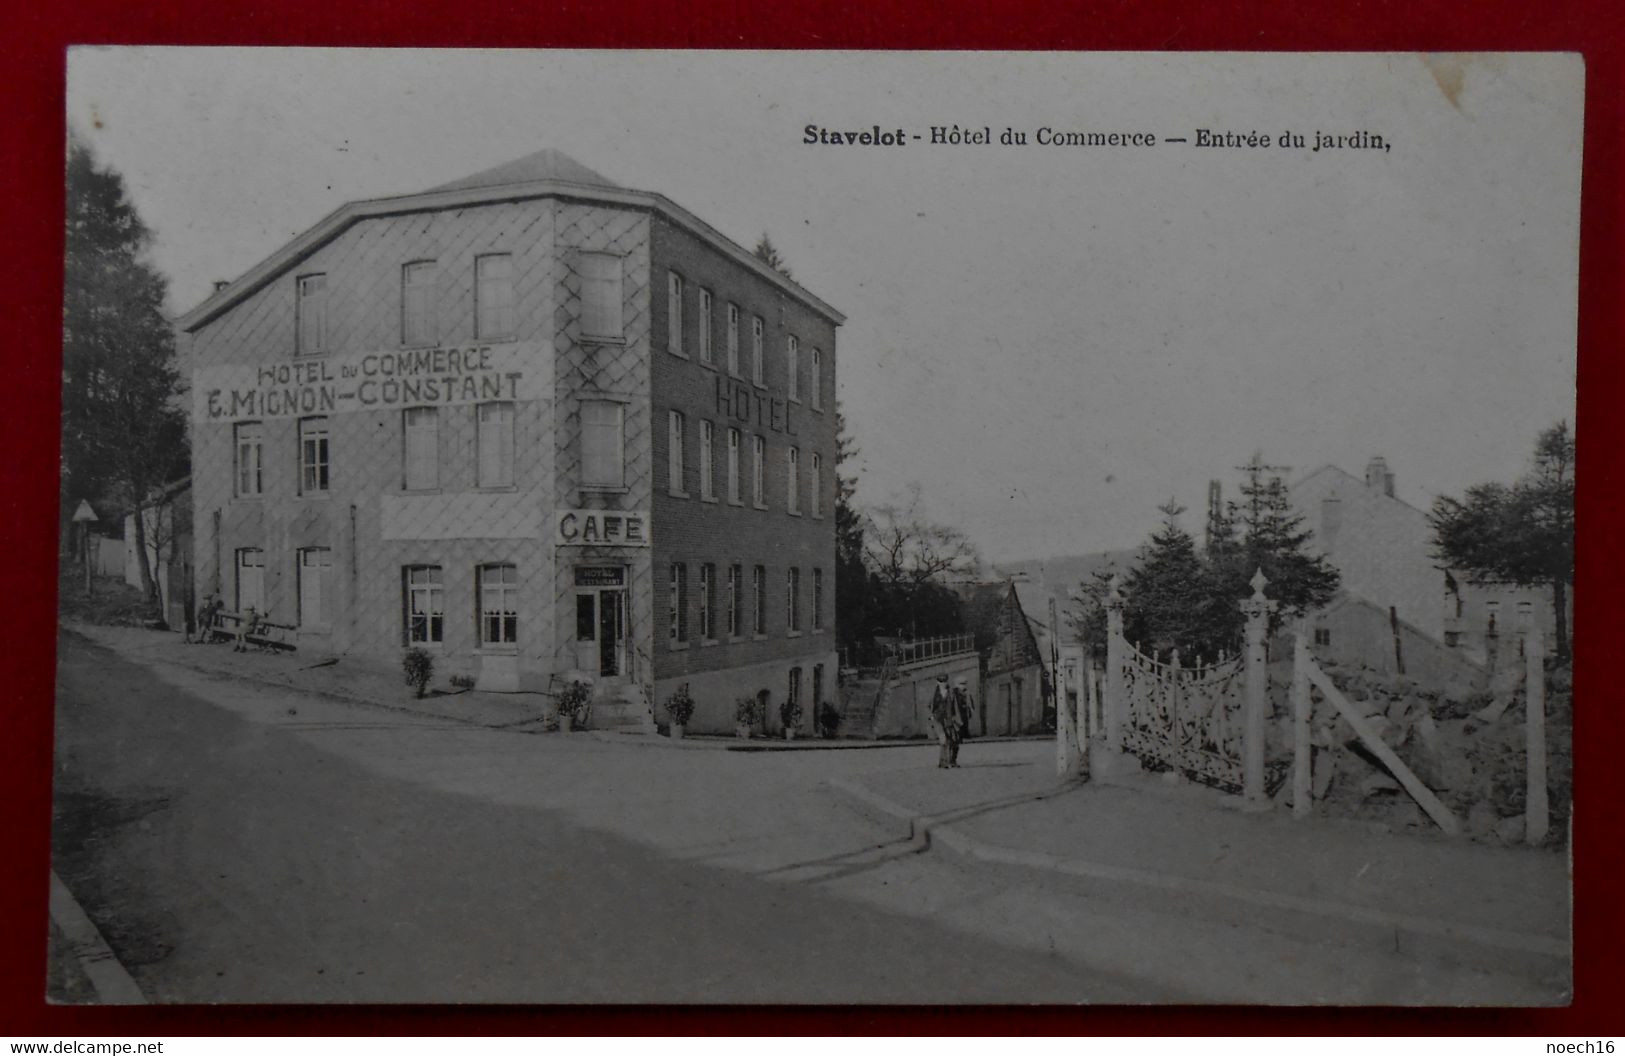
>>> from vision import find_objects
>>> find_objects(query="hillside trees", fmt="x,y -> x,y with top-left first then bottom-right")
62,133 -> 189,602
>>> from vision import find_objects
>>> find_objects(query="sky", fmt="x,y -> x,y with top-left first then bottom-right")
64,49 -> 1582,563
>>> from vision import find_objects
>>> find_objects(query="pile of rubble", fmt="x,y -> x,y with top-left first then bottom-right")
1270,659 -> 1572,848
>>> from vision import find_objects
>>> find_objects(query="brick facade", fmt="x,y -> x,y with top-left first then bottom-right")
647,217 -> 839,734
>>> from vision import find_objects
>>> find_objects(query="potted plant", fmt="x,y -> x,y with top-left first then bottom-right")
817,701 -> 842,740
734,695 -> 762,739
780,697 -> 803,740
402,648 -> 435,699
665,684 -> 695,740
556,678 -> 591,733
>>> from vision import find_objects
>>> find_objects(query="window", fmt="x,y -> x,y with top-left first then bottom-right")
698,289 -> 713,364
810,452 -> 822,518
752,564 -> 766,636
752,435 -> 765,507
234,422 -> 263,497
811,348 -> 823,410
787,447 -> 800,514
667,411 -> 686,495
667,271 -> 685,356
401,261 -> 438,346
669,562 -> 688,644
727,564 -> 742,638
699,420 -> 715,500
296,273 -> 327,356
1313,627 -> 1331,647
405,566 -> 444,645
479,564 -> 518,646
401,406 -> 439,490
476,402 -> 515,488
726,428 -> 741,504
299,417 -> 330,494
576,595 -> 596,643
235,548 -> 265,612
475,254 -> 515,340
813,568 -> 824,630
699,563 -> 715,641
751,316 -> 764,385
786,335 -> 799,402
787,567 -> 801,632
726,304 -> 740,375
581,401 -> 625,489
579,253 -> 623,338
297,548 -> 333,629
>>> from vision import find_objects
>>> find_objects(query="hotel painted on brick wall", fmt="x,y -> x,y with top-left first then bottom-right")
180,149 -> 843,734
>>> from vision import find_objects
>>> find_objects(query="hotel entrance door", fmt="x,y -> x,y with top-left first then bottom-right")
574,566 -> 628,679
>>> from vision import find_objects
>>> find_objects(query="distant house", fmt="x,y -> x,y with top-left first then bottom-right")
958,580 -> 1048,736
1289,455 -> 1560,680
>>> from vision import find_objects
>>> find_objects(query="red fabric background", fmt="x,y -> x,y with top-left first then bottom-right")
2,0 -> 1619,1035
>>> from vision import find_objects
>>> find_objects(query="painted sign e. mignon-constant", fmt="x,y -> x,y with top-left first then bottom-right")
192,341 -> 550,422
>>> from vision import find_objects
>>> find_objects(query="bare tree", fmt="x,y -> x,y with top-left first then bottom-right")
864,484 -> 983,591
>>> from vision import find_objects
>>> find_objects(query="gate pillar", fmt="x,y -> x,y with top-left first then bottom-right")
1103,575 -> 1126,752
1239,569 -> 1277,804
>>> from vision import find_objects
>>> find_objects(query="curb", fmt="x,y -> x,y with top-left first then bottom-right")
824,775 -> 1569,965
48,871 -> 145,1005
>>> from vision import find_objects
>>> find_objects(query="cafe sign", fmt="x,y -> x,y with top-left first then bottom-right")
555,509 -> 650,547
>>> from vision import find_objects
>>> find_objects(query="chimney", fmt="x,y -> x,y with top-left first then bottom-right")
1365,456 -> 1394,497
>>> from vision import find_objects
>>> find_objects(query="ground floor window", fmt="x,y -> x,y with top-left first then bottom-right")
752,564 -> 766,636
669,562 -> 688,644
405,565 -> 444,645
479,563 -> 518,646
1313,627 -> 1331,647
699,563 -> 715,641
297,547 -> 333,629
235,548 -> 265,612
727,564 -> 742,638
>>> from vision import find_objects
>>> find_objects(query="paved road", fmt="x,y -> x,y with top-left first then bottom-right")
51,629 -> 1167,1004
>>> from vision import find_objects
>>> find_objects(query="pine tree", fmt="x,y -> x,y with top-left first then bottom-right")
833,409 -> 869,658
62,132 -> 189,602
752,233 -> 793,279
1121,500 -> 1215,659
1430,421 -> 1574,660
1230,453 -> 1340,630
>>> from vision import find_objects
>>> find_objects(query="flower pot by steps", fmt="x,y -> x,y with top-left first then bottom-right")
735,724 -> 751,739
560,714 -> 574,733
670,723 -> 685,740
784,728 -> 796,741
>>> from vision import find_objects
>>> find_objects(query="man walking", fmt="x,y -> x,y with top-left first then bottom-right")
950,676 -> 974,766
930,674 -> 957,769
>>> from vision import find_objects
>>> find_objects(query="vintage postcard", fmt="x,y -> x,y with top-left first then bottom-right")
53,48 -> 1580,1005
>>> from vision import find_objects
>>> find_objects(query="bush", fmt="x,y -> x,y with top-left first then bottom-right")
665,685 -> 696,726
556,679 -> 592,727
817,701 -> 842,739
735,694 -> 763,727
449,674 -> 476,691
402,648 -> 434,698
780,697 -> 803,730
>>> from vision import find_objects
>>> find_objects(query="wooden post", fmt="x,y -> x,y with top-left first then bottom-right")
1104,576 -> 1126,752
1052,598 -> 1080,780
1238,569 -> 1277,804
1525,625 -> 1549,845
1291,618 -> 1312,818
1303,660 -> 1460,835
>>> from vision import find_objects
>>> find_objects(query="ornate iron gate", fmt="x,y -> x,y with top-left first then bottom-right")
1118,646 -> 1253,793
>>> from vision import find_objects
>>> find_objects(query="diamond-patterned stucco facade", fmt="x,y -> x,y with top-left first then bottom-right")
190,196 -> 655,693
549,204 -> 654,686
